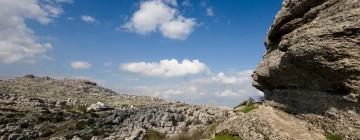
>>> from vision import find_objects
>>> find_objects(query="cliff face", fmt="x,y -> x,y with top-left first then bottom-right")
252,0 -> 360,138
253,0 -> 360,113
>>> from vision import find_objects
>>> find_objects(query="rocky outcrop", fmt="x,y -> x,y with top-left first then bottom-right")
253,0 -> 360,139
0,75 -> 232,139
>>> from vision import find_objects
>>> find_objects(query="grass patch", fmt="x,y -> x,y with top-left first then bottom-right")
145,129 -> 166,140
209,121 -> 221,132
212,135 -> 241,140
145,129 -> 207,140
325,133 -> 342,140
238,102 -> 257,113
168,129 -> 206,140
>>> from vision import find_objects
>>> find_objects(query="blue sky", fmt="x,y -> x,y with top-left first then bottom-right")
0,0 -> 282,107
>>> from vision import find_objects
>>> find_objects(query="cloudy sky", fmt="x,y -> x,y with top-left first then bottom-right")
0,0 -> 282,107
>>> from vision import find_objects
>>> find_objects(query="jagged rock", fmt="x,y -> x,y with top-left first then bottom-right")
66,98 -> 81,106
253,0 -> 360,111
22,74 -> 35,79
55,100 -> 66,107
253,0 -> 360,139
71,136 -> 83,140
50,137 -> 66,140
0,75 -> 231,139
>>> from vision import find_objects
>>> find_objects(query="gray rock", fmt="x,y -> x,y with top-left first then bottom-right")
253,0 -> 360,139
71,136 -> 83,140
55,100 -> 66,107
0,75 -> 232,140
50,137 -> 66,140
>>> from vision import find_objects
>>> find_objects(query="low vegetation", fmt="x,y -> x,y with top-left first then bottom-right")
325,133 -> 343,140
212,134 -> 241,140
234,99 -> 258,113
145,129 -> 207,140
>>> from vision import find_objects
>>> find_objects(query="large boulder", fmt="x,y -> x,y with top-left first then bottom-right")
253,0 -> 360,113
252,0 -> 360,138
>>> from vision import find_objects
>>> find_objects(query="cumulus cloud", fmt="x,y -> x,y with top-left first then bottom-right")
120,59 -> 208,77
81,15 -> 96,23
123,0 -> 196,40
206,8 -> 214,16
212,70 -> 253,85
159,16 -> 196,40
122,70 -> 262,107
70,61 -> 92,70
217,89 -> 239,97
0,0 -> 68,64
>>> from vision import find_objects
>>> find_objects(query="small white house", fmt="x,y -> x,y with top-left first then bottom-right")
86,102 -> 113,111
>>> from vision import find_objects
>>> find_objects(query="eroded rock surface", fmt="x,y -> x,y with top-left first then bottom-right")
253,0 -> 360,139
216,106 -> 325,140
0,75 -> 232,140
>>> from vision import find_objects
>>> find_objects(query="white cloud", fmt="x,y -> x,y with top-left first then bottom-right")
70,61 -> 92,69
121,70 -> 262,107
81,15 -> 96,23
0,0 -> 68,64
212,70 -> 253,85
120,59 -> 208,77
123,0 -> 196,40
206,8 -> 214,16
159,16 -> 196,40
213,72 -> 238,84
218,89 -> 239,97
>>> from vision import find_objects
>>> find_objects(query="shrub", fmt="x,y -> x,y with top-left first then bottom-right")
212,134 -> 241,140
237,102 -> 257,113
325,133 -> 343,140
145,129 -> 166,140
168,129 -> 206,140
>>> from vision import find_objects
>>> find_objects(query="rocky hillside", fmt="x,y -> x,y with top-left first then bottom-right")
0,75 -> 232,140
1,0 -> 359,140
252,0 -> 360,139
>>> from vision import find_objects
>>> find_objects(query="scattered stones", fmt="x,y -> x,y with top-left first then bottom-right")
0,75 -> 231,139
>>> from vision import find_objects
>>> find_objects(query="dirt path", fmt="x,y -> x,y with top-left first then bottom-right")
216,106 -> 326,140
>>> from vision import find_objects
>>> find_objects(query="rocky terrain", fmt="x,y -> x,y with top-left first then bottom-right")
1,0 -> 359,140
251,0 -> 360,139
0,75 -> 232,140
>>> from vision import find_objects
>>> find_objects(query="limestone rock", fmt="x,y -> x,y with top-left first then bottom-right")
0,75 -> 232,140
253,0 -> 360,111
253,0 -> 360,139
216,106 -> 325,140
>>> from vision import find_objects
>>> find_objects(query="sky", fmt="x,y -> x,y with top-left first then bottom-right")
0,0 -> 282,107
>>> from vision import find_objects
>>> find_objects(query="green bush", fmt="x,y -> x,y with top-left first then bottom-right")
144,129 -> 165,140
212,135 -> 241,140
238,102 -> 257,113
325,133 -> 342,140
168,129 -> 206,140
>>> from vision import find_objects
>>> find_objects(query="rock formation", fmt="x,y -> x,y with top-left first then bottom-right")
253,0 -> 360,138
0,75 -> 232,140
